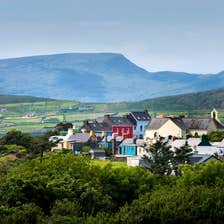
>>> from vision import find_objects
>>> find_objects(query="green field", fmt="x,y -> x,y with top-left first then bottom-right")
1,92 -> 224,135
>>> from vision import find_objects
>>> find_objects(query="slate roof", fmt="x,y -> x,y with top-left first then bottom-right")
66,133 -> 91,143
146,118 -> 169,130
108,116 -> 133,126
81,120 -> 112,132
130,111 -> 151,121
182,118 -> 211,130
87,122 -> 112,132
189,154 -> 218,165
146,117 -> 224,131
212,119 -> 224,129
119,138 -> 147,147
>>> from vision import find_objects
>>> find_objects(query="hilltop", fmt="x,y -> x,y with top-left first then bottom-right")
1,53 -> 224,102
1,88 -> 224,112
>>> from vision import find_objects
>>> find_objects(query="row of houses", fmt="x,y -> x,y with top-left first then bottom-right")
49,109 -> 224,164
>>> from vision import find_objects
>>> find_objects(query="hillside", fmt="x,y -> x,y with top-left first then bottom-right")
1,89 -> 224,135
0,95 -> 54,104
1,53 -> 224,102
1,88 -> 224,112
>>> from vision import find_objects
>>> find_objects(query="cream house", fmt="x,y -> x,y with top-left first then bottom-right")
145,109 -> 224,140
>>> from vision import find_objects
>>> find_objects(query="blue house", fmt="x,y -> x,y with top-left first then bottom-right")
119,138 -> 137,156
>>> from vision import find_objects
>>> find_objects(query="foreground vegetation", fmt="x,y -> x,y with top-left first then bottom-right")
0,152 -> 223,223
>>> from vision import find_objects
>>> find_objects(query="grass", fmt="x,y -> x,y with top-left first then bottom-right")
1,94 -> 224,136
91,159 -> 127,168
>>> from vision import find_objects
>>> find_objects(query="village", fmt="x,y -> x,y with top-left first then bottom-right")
49,108 -> 224,167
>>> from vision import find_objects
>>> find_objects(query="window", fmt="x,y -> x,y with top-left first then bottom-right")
140,125 -> 143,132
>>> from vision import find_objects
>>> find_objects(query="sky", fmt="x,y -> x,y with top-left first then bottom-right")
0,0 -> 224,73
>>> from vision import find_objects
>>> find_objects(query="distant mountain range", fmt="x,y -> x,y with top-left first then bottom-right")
1,53 -> 224,102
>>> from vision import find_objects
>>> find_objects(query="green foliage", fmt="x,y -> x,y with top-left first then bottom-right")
143,141 -> 174,175
174,143 -> 193,164
0,203 -> 45,224
0,153 -> 224,223
0,130 -> 53,160
0,145 -> 8,154
0,130 -> 33,149
55,123 -> 73,132
209,131 -> 224,142
82,146 -> 91,152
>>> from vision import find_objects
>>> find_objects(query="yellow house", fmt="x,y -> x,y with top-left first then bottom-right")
145,109 -> 224,140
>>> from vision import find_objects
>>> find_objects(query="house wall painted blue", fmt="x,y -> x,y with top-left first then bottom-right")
121,145 -> 137,155
95,131 -> 112,137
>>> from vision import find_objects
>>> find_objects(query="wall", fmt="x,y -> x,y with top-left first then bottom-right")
145,119 -> 183,139
121,145 -> 137,155
189,130 -> 207,137
133,121 -> 149,137
112,126 -> 133,138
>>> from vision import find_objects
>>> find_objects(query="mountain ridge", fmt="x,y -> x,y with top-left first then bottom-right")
1,53 -> 224,102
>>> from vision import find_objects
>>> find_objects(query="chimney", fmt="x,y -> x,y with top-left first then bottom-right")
67,128 -> 74,136
104,114 -> 110,121
83,120 -> 89,126
123,114 -> 128,119
90,130 -> 95,137
102,131 -> 107,137
81,128 -> 87,133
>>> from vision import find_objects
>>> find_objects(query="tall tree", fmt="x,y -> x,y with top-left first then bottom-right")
174,142 -> 193,176
143,141 -> 174,176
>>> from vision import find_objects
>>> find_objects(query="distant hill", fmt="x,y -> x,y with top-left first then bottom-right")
1,53 -> 224,102
1,89 -> 224,112
0,95 -> 54,104
83,88 -> 224,112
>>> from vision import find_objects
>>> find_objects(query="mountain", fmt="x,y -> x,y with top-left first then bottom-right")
1,53 -> 224,102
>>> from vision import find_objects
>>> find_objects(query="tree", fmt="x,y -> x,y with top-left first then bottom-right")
30,136 -> 53,162
0,130 -> 33,149
143,141 -> 174,175
174,142 -> 193,176
209,131 -> 224,142
55,122 -> 73,132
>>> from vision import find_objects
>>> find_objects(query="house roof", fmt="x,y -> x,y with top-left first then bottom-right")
146,117 -> 224,131
182,118 -> 211,130
106,136 -> 124,142
87,122 -> 112,132
146,118 -> 169,130
119,138 -> 147,147
187,138 -> 201,147
108,116 -> 133,126
189,154 -> 219,165
130,111 -> 151,121
66,133 -> 91,143
171,138 -> 201,149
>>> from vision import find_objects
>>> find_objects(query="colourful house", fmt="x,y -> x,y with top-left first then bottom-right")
119,138 -> 137,156
103,115 -> 134,139
80,119 -> 112,138
127,110 -> 151,138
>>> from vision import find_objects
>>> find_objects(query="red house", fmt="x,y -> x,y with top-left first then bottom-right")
103,115 -> 133,139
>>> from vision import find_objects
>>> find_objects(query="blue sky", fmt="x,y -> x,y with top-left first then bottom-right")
0,0 -> 224,73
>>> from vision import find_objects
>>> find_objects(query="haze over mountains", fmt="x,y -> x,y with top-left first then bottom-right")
0,53 -> 224,102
